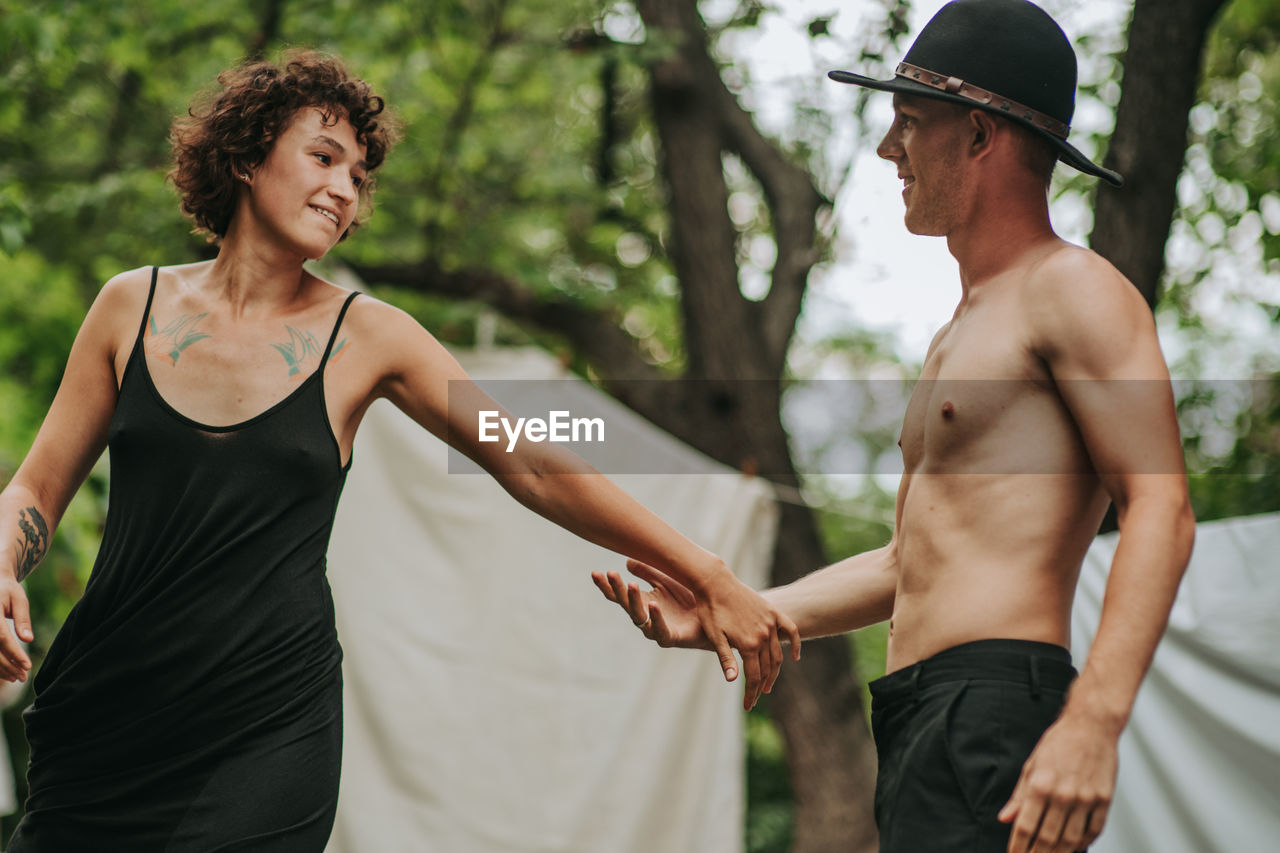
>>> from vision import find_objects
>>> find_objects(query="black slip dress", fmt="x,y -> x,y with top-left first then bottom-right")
10,267 -> 359,852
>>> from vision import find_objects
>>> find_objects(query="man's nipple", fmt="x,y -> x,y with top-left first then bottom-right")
941,400 -> 956,419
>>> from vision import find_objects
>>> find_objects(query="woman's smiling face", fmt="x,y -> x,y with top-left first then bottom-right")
238,107 -> 369,259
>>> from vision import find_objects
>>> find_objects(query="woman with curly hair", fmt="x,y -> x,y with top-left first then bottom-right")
0,50 -> 798,850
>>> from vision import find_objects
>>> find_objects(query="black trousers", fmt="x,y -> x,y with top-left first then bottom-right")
869,639 -> 1078,853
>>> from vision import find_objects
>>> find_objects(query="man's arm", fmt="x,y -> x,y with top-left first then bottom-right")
764,543 -> 897,639
595,442 -> 910,646
594,536 -> 898,645
999,247 -> 1195,853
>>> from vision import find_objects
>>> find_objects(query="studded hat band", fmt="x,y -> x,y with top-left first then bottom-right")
894,61 -> 1071,139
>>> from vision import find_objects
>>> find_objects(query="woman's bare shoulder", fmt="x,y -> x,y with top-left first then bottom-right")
336,289 -> 425,336
331,290 -> 459,385
89,265 -> 160,330
99,264 -> 154,296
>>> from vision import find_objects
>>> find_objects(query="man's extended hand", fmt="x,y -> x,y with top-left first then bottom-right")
593,562 -> 710,649
998,709 -> 1118,853
591,560 -> 800,710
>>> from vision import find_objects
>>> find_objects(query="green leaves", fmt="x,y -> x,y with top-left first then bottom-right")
0,191 -> 30,256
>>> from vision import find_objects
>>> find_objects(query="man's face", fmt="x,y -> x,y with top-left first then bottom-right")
875,94 -> 976,236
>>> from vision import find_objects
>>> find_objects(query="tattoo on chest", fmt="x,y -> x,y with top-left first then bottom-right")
272,326 -> 322,379
144,313 -> 349,379
146,313 -> 211,366
14,506 -> 49,582
271,326 -> 348,379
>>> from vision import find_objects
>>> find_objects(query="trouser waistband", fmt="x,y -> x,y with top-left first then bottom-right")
869,639 -> 1076,708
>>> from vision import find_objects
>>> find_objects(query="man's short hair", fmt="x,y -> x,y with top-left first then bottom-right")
999,116 -> 1058,189
169,49 -> 400,241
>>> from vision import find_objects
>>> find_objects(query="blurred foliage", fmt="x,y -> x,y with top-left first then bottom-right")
745,704 -> 794,853
1,0 -> 1279,846
1202,0 -> 1280,223
1179,376 -> 1280,519
1160,0 -> 1280,522
1070,0 -> 1280,523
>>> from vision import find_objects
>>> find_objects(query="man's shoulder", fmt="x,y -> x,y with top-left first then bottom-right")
1021,244 -> 1148,331
1025,243 -> 1129,300
1020,244 -> 1160,372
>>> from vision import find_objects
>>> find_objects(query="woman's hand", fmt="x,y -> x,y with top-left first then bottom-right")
0,572 -> 33,682
593,559 -> 800,710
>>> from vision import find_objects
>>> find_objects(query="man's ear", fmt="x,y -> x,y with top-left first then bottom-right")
968,109 -> 999,160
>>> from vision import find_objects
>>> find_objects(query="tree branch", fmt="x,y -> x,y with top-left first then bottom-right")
422,0 -> 513,262
635,0 -> 766,379
348,260 -> 664,383
94,69 -> 142,178
635,0 -> 825,377
707,72 -> 827,375
248,0 -> 287,59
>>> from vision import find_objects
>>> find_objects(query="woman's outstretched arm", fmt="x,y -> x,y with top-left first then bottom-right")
0,269 -> 145,681
350,299 -> 800,710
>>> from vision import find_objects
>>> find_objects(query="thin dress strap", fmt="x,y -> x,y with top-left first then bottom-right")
320,291 -> 359,368
135,266 -> 160,349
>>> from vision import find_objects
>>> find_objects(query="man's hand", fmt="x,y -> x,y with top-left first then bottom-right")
592,559 -> 801,710
998,710 -> 1118,853
593,562 -> 711,650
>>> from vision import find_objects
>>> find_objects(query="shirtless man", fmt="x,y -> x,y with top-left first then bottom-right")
593,2 -> 1195,852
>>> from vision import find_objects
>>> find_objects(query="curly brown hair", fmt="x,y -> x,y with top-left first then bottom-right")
169,49 -> 400,241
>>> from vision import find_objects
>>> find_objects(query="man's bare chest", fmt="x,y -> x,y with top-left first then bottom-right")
899,313 -> 1057,473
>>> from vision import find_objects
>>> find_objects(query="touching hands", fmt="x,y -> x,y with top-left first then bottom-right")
593,561 -> 711,650
591,559 -> 801,710
998,710 -> 1118,853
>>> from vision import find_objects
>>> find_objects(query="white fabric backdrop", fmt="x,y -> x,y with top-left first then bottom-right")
1073,511 -> 1280,853
325,348 -> 777,853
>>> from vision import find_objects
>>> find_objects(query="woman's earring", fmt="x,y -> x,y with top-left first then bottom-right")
238,172 -> 250,183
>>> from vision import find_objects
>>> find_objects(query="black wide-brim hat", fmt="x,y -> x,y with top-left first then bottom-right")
829,0 -> 1122,187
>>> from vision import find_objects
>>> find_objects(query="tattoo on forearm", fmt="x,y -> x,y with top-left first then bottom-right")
146,313 -> 211,366
14,506 -> 49,582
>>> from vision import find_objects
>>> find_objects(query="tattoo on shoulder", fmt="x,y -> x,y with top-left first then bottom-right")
14,506 -> 49,582
271,327 -> 349,379
146,313 -> 211,366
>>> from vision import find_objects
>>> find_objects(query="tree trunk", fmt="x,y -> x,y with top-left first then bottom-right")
633,1 -> 879,850
1090,0 -> 1231,304
767,506 -> 880,853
